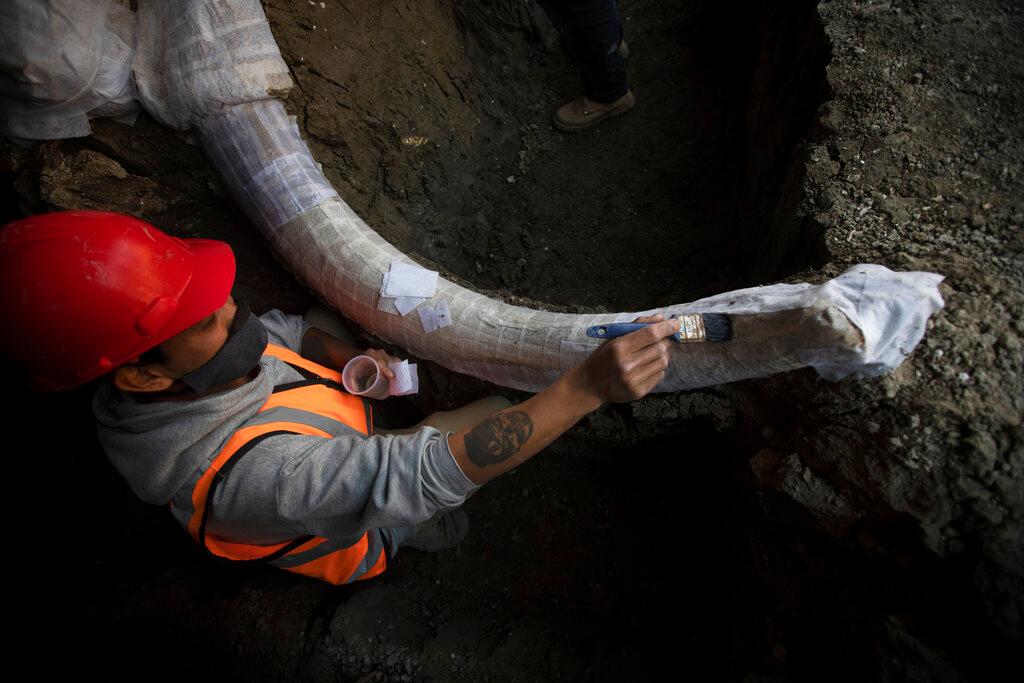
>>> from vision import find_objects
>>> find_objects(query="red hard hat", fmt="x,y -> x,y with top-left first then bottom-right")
0,211 -> 236,391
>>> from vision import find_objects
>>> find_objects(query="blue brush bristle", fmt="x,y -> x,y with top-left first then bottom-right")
702,313 -> 733,342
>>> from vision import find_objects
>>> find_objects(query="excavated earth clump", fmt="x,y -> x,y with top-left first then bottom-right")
5,0 -> 1022,680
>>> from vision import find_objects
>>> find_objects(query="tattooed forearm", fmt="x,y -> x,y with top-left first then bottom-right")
465,412 -> 534,468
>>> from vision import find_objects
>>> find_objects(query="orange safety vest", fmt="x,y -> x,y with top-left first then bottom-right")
181,342 -> 387,585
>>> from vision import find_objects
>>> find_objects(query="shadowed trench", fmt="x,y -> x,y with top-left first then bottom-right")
4,1 -> 887,681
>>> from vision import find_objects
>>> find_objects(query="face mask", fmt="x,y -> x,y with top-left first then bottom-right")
180,301 -> 268,394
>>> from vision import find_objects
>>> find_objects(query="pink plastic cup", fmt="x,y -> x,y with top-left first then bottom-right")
341,355 -> 390,399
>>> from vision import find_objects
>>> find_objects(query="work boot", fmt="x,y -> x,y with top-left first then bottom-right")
401,507 -> 469,552
553,89 -> 635,133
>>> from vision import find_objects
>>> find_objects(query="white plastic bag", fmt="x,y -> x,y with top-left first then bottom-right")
0,0 -> 138,139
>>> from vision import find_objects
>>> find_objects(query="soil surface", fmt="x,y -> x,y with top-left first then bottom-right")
5,0 -> 1023,681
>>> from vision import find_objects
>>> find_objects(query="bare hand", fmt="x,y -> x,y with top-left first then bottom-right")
363,348 -> 402,381
572,313 -> 679,405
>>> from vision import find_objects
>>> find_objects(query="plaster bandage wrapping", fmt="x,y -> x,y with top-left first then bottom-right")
133,0 -> 292,131
197,101 -> 338,235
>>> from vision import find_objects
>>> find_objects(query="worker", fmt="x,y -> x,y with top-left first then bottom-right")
537,0 -> 635,132
0,210 -> 678,586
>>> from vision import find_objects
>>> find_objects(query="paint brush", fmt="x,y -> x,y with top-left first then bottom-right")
585,313 -> 733,343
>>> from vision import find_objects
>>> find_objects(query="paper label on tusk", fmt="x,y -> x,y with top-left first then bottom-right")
384,259 -> 439,298
435,298 -> 452,328
395,296 -> 427,316
418,305 -> 439,332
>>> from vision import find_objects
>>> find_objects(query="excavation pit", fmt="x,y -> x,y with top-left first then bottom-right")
273,0 -> 832,312
17,0 -> 1004,680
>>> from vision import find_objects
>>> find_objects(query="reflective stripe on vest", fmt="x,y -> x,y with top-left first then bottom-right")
183,342 -> 386,585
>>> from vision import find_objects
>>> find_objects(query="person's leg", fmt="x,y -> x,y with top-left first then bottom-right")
416,395 -> 514,434
302,303 -> 357,346
390,395 -> 513,553
536,0 -> 580,57
399,506 -> 471,553
562,0 -> 628,103
378,395 -> 514,436
548,0 -> 632,132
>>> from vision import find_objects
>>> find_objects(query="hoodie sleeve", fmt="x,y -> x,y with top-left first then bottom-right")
206,425 -> 479,542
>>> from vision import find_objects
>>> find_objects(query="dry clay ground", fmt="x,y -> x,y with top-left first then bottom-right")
3,0 -> 1022,680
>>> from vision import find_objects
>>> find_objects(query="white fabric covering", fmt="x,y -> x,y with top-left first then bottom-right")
0,0 -> 138,139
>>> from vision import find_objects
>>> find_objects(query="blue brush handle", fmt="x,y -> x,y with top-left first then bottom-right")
586,321 -> 682,342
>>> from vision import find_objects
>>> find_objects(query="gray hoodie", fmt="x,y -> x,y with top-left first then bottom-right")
92,310 -> 478,554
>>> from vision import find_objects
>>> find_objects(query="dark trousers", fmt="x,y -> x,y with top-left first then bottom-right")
537,0 -> 629,103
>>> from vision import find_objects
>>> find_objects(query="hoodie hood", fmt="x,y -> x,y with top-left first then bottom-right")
91,361 -> 277,505
91,308 -> 310,505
